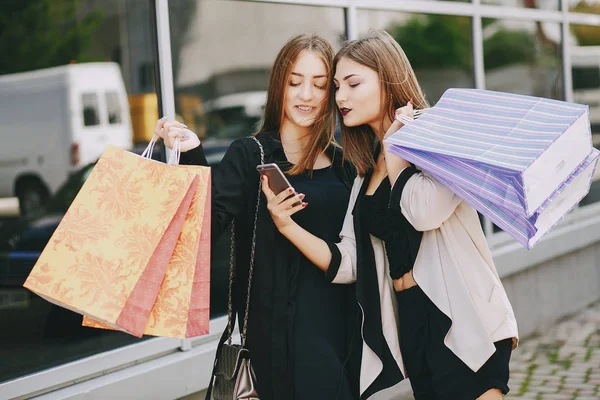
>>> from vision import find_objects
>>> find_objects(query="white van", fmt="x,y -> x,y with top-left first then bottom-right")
571,46 -> 600,136
0,62 -> 133,215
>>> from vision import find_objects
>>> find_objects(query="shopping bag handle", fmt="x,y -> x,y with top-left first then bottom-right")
395,108 -> 430,125
167,137 -> 181,165
140,135 -> 159,159
140,134 -> 181,165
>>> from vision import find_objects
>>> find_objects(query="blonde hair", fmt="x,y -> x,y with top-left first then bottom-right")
257,33 -> 336,175
334,30 -> 429,176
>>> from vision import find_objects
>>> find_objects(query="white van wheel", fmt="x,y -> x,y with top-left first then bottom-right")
17,180 -> 49,216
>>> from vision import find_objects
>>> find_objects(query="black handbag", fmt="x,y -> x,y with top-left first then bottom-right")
206,137 -> 264,400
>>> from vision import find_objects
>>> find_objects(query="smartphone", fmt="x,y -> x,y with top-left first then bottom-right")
256,163 -> 301,206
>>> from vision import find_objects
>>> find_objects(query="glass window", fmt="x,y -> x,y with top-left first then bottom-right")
357,10 -> 475,105
484,19 -> 563,231
0,0 -> 158,384
484,19 -> 563,99
570,26 -> 600,140
570,17 -> 600,205
106,92 -> 123,124
482,0 -> 559,9
169,0 -> 346,317
568,0 -> 600,14
572,65 -> 600,90
138,62 -> 155,93
82,93 -> 100,126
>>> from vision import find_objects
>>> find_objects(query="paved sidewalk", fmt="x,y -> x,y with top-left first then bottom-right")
506,301 -> 600,400
380,301 -> 600,400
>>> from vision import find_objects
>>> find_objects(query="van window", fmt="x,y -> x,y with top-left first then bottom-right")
105,92 -> 122,124
572,66 -> 600,91
82,93 -> 100,126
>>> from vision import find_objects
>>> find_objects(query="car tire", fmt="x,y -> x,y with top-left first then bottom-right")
17,180 -> 49,216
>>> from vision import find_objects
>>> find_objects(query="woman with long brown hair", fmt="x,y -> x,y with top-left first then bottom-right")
156,34 -> 359,400
263,30 -> 519,399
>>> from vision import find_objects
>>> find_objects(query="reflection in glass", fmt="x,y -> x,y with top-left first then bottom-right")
569,0 -> 600,14
482,0 -> 558,9
570,19 -> 600,134
357,10 -> 474,104
170,0 -> 345,142
572,45 -> 600,136
0,0 -> 159,384
570,11 -> 600,204
484,19 -> 562,99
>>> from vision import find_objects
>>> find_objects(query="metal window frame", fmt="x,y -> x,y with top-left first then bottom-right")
345,4 -> 358,40
3,0 -> 600,398
2,337 -> 181,400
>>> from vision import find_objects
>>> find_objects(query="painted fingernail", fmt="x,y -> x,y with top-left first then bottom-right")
302,202 -> 308,208
299,193 -> 305,199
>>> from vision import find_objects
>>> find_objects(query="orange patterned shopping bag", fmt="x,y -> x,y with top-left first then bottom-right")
23,145 -> 200,338
83,165 -> 212,338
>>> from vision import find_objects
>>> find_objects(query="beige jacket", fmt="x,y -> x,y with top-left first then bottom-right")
332,171 -> 519,395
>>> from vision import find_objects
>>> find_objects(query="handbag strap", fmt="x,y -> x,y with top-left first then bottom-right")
226,135 -> 264,347
205,136 -> 264,400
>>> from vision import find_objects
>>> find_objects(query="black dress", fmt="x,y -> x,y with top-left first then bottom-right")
288,167 -> 359,399
179,130 -> 359,400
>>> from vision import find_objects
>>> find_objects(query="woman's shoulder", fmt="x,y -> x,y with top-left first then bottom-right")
227,132 -> 273,155
218,136 -> 265,171
223,130 -> 284,169
248,130 -> 281,157
253,129 -> 279,144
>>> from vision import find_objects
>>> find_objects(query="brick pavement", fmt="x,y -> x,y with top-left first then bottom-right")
506,301 -> 600,400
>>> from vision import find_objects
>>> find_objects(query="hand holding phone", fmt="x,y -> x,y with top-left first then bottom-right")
257,163 -> 303,207
256,163 -> 293,195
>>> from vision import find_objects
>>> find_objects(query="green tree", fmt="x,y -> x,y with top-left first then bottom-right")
388,14 -> 538,72
483,27 -> 536,70
0,0 -> 103,75
388,14 -> 472,70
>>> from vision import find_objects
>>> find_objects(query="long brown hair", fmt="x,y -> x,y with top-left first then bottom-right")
256,33 -> 337,175
334,30 -> 429,176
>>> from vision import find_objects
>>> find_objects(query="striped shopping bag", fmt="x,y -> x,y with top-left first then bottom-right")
386,89 -> 593,218
400,147 -> 598,248
386,89 -> 597,248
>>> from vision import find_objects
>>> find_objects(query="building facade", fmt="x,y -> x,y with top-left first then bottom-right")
1,0 -> 599,399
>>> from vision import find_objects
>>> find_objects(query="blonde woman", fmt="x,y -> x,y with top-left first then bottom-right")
157,34 -> 359,400
263,31 -> 519,400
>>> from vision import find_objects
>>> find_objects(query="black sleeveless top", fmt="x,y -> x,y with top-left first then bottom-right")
361,175 -> 423,280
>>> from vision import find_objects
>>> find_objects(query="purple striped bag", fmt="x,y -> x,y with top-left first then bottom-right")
399,147 -> 598,249
386,89 -> 593,219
